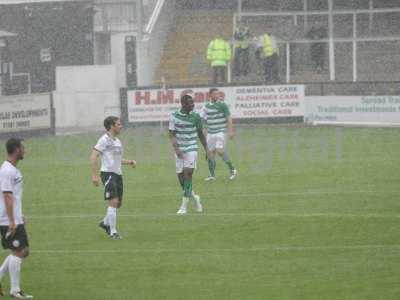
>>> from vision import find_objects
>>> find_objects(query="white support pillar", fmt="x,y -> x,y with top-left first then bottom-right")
353,13 -> 357,82
233,13 -> 237,37
303,0 -> 308,32
238,0 -> 242,22
135,0 -> 143,88
137,0 -> 143,40
369,0 -> 373,32
328,0 -> 335,81
286,42 -> 291,83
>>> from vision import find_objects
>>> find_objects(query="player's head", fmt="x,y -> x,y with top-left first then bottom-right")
209,88 -> 219,102
104,116 -> 122,135
181,94 -> 194,114
6,138 -> 25,161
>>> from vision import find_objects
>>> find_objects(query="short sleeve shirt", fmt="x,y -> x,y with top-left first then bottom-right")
94,134 -> 123,175
169,110 -> 202,153
201,101 -> 230,134
0,161 -> 24,226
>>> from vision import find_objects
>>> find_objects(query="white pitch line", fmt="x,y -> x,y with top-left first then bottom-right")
28,244 -> 400,254
225,190 -> 399,197
26,212 -> 400,219
27,189 -> 400,207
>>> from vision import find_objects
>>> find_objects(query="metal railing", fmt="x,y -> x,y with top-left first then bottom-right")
233,6 -> 400,83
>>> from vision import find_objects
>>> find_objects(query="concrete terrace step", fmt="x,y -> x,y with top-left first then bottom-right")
157,9 -> 233,85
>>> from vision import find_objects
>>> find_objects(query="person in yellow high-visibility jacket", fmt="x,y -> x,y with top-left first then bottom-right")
233,23 -> 251,77
207,36 -> 231,84
256,32 -> 280,83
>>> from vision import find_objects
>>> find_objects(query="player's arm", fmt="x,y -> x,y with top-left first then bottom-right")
201,118 -> 208,137
198,128 -> 211,160
196,117 -> 210,159
169,130 -> 183,158
122,159 -> 136,168
1,171 -> 16,235
227,116 -> 234,139
198,129 -> 207,152
200,107 -> 208,136
90,149 -> 101,186
168,114 -> 183,158
224,103 -> 234,139
3,192 -> 16,236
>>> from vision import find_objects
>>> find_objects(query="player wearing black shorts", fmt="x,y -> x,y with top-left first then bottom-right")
0,225 -> 29,251
100,172 -> 123,202
0,138 -> 33,299
90,116 -> 136,239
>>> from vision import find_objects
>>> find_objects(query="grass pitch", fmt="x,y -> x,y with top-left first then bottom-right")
1,125 -> 399,299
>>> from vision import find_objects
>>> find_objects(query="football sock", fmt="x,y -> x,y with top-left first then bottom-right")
220,152 -> 234,171
183,179 -> 193,198
107,207 -> 117,235
180,196 -> 189,210
0,255 -> 11,281
207,159 -> 216,177
102,211 -> 109,225
191,191 -> 201,206
8,255 -> 22,295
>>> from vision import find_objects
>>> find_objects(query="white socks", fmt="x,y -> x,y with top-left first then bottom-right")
103,213 -> 109,226
8,255 -> 22,294
180,197 -> 189,210
107,207 -> 117,235
0,255 -> 11,281
0,255 -> 24,294
191,191 -> 202,206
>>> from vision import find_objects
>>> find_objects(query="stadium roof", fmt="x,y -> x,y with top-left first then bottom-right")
0,0 -> 90,3
0,0 -> 139,4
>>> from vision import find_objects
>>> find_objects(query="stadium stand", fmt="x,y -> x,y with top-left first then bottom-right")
1,0 -> 399,92
156,10 -> 233,86
156,0 -> 400,86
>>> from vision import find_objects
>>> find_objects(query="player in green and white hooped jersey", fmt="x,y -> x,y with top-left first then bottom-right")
169,95 -> 209,215
202,88 -> 237,181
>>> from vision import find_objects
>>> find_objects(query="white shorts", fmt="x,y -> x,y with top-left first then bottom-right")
207,132 -> 226,151
175,151 -> 198,173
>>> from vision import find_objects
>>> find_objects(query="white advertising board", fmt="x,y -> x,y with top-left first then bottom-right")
127,85 -> 304,122
305,96 -> 400,125
232,85 -> 304,119
0,93 -> 52,133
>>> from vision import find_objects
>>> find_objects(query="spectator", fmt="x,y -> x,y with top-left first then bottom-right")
306,23 -> 327,72
207,34 -> 231,84
233,21 -> 251,77
256,32 -> 280,83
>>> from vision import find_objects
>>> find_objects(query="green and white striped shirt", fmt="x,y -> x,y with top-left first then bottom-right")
201,101 -> 231,134
169,110 -> 203,153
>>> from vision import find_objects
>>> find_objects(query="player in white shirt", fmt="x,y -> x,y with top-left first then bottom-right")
0,138 -> 33,299
90,116 -> 136,239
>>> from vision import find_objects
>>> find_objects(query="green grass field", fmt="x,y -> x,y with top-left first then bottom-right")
1,125 -> 399,299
